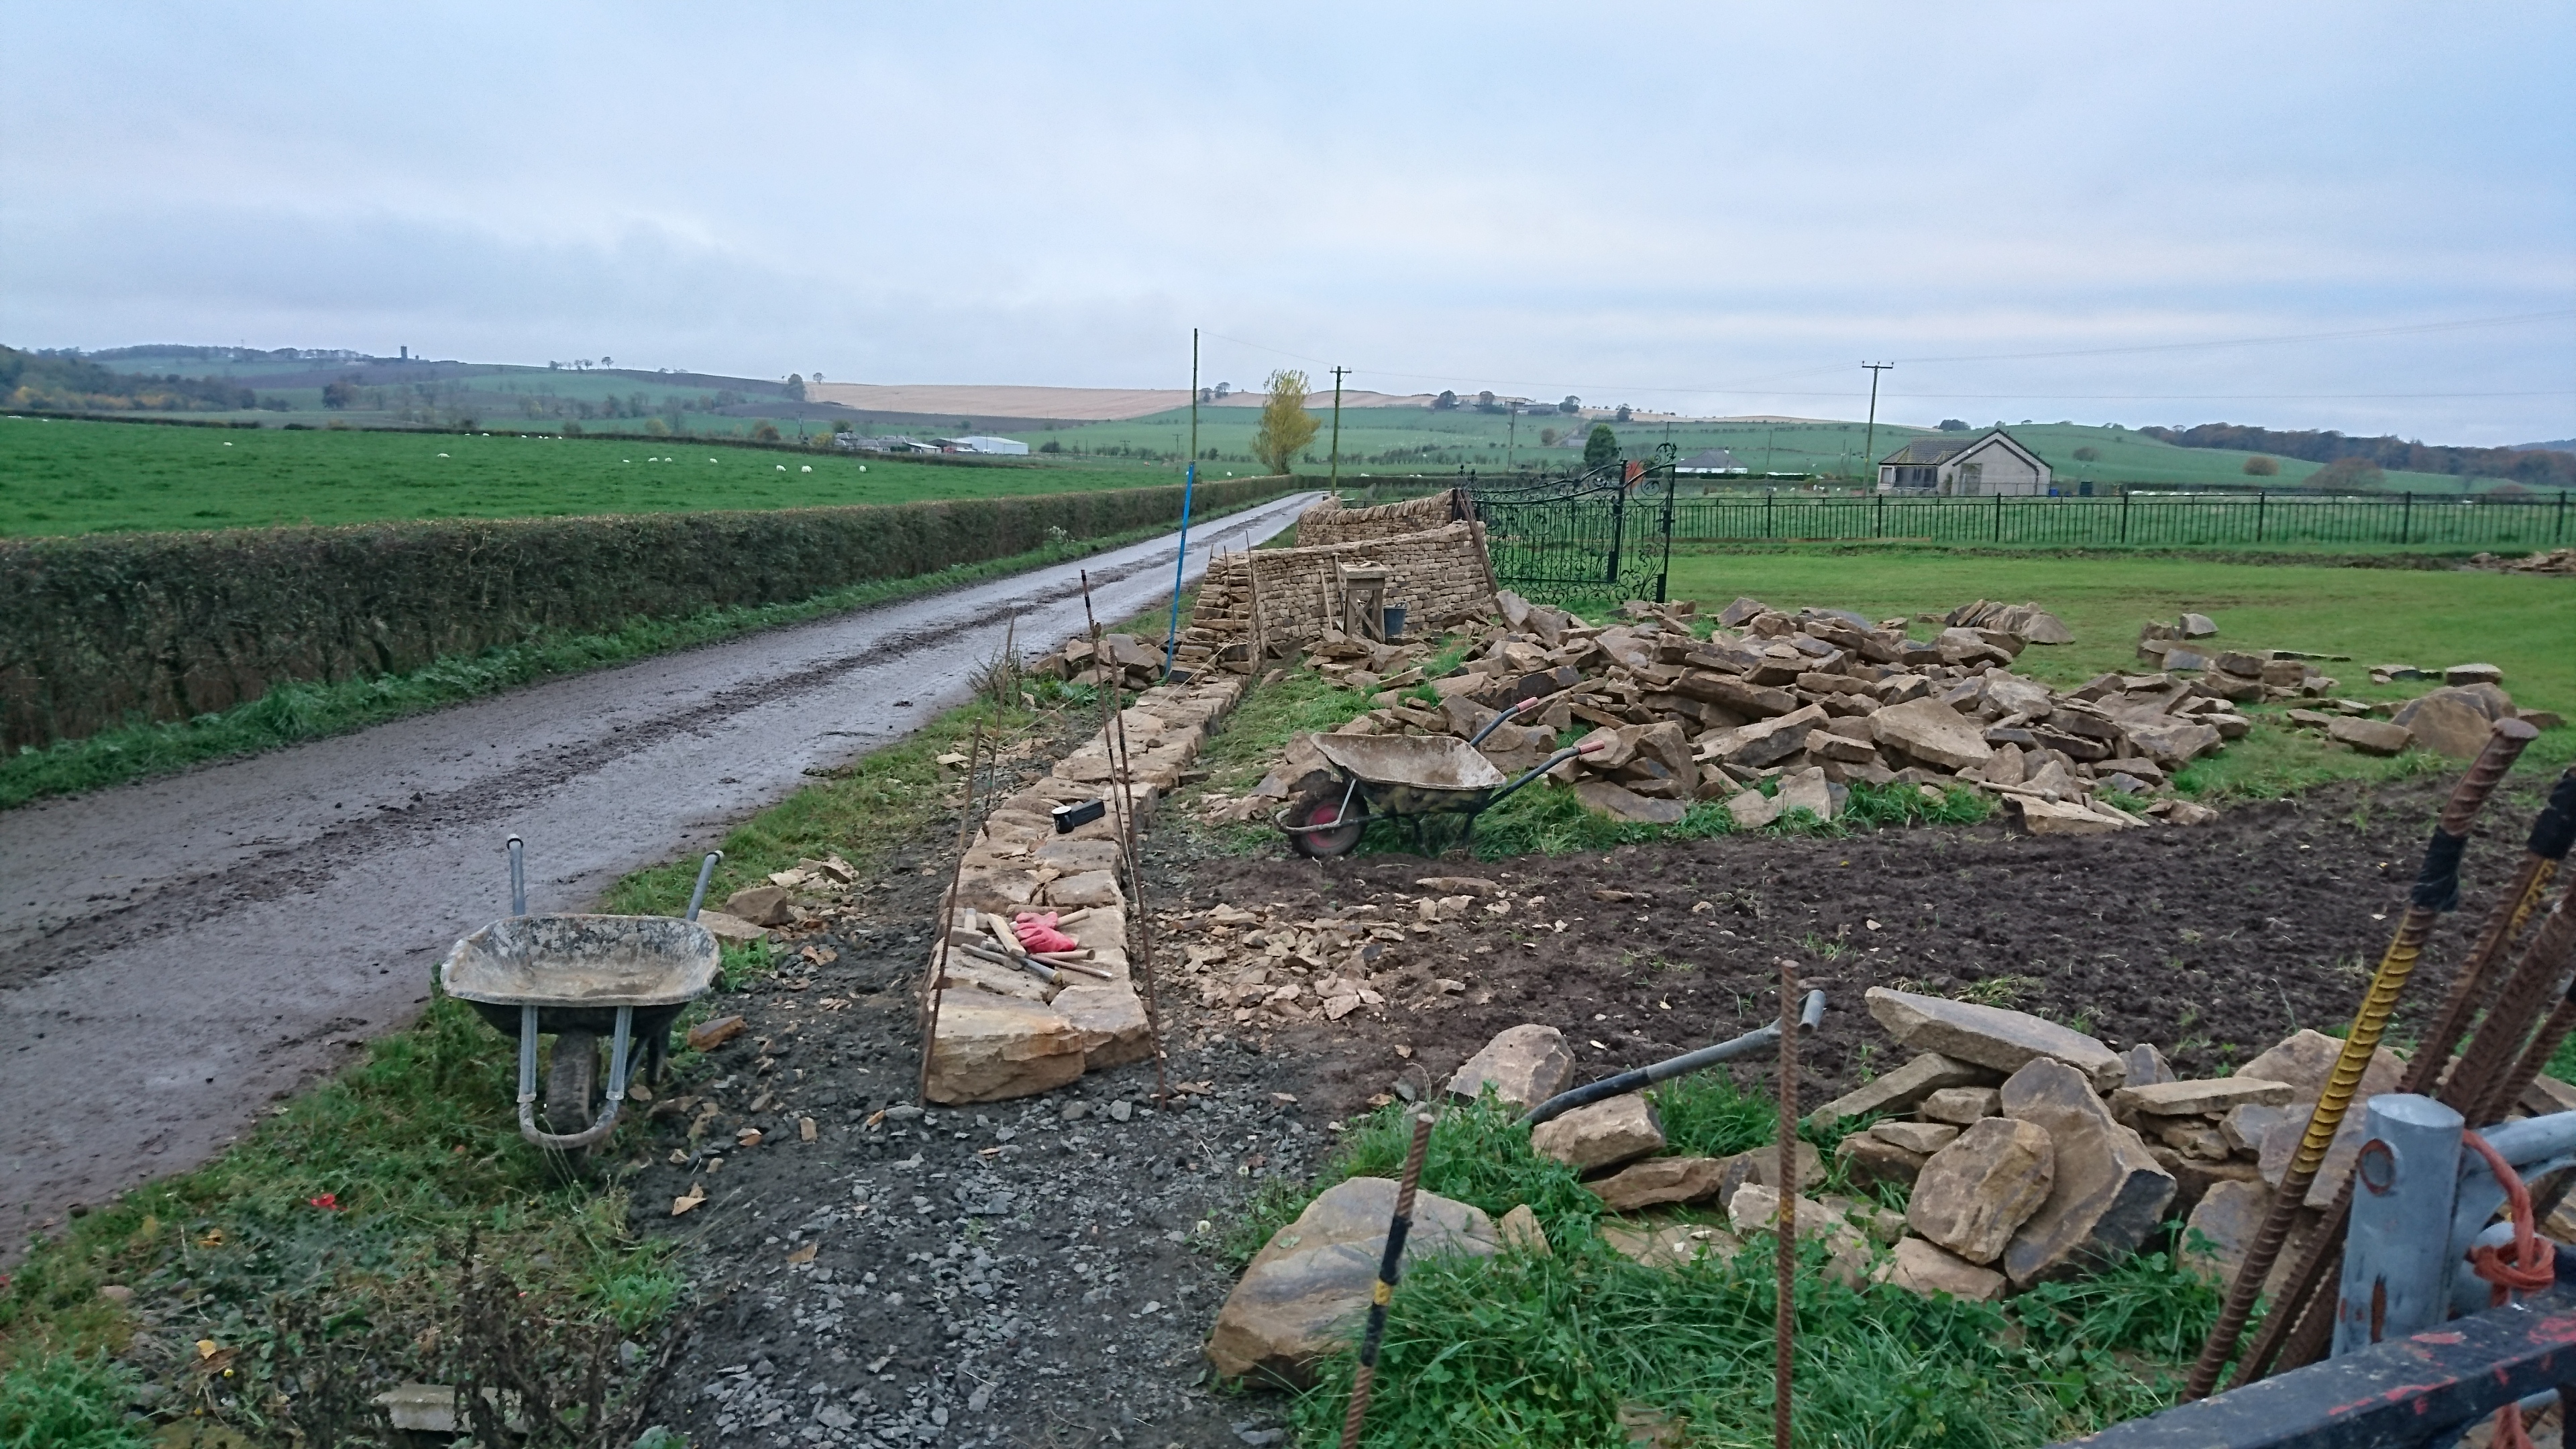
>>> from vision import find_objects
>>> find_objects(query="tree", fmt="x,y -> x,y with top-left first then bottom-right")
2072,446 -> 2100,462
1539,427 -> 1559,447
1433,390 -> 1458,411
1252,369 -> 1319,474
1559,396 -> 1580,414
1938,419 -> 1970,431
1584,423 -> 1619,468
321,379 -> 358,409
2307,457 -> 2383,492
1613,405 -> 1631,423
786,374 -> 806,402
752,421 -> 782,442
2242,455 -> 2279,476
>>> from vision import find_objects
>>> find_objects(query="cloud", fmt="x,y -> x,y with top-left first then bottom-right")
2,1 -> 2569,441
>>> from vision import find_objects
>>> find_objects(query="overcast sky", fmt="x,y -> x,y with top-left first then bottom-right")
5,3 -> 2571,443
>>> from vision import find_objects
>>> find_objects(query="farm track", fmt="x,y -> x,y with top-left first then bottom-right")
0,492 -> 1319,1258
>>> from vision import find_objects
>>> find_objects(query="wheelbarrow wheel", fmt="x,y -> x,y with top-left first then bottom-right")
543,1028 -> 600,1174
1287,793 -> 1366,859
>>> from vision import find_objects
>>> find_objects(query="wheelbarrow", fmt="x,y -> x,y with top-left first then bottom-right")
439,837 -> 725,1169
1275,699 -> 1606,858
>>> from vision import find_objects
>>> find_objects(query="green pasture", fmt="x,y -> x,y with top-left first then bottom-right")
1019,410 -> 2479,493
0,415 -> 1170,535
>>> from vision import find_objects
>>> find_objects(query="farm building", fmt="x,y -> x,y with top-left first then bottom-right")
1876,429 -> 2050,494
938,435 -> 1030,455
1676,447 -> 1748,474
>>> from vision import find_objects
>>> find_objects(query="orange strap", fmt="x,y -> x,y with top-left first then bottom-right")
2462,1131 -> 2558,1449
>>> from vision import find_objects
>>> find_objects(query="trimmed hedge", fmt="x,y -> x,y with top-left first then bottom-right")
0,476 -> 1290,749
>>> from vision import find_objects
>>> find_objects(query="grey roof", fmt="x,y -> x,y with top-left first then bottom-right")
1880,436 -> 1978,466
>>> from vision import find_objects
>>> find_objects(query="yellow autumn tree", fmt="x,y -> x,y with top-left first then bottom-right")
1251,369 -> 1320,475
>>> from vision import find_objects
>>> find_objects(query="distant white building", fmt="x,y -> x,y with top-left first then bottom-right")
938,435 -> 1030,456
1877,429 -> 2050,495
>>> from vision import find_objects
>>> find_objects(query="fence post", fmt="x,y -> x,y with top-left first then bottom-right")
2120,488 -> 2129,545
1764,489 -> 1774,540
2401,490 -> 2412,545
1993,491 -> 2003,542
2334,1093 -> 2465,1358
1876,491 -> 1885,539
2256,489 -> 2266,544
2559,490 -> 2568,545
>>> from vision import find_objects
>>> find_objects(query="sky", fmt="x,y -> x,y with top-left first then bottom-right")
4,2 -> 2572,444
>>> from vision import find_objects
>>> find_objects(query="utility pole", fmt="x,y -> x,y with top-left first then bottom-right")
1328,364 -> 1347,491
1189,329 -> 1199,468
1506,405 -> 1518,471
1861,362 -> 1894,486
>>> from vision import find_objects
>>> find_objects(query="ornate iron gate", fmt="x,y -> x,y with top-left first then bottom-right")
1469,452 -> 1679,603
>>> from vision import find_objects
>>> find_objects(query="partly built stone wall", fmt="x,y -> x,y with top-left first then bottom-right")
1175,522 -> 1495,670
1293,490 -> 1464,546
924,672 -> 1248,1104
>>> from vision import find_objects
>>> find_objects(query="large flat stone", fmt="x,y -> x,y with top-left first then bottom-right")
2121,718 -> 2222,769
1805,1051 -> 1991,1128
1601,1219 -> 1739,1271
1919,1086 -> 2004,1126
1530,1093 -> 1666,1173
2328,716 -> 2412,756
2390,691 -> 2493,759
1585,1155 -> 1729,1212
1206,1177 -> 1497,1385
1572,779 -> 1686,826
1835,1132 -> 1927,1191
1866,987 -> 2127,1091
1049,983 -> 1152,1069
1908,1117 -> 2055,1265
2236,1029 -> 2406,1097
2110,1078 -> 2298,1120
925,996 -> 1087,1104
1999,1058 -> 2176,1287
1447,1024 -> 1576,1109
1876,1238 -> 2007,1303
1872,696 -> 1996,772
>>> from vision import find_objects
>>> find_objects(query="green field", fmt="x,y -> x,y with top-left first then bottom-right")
0,415 -> 1174,535
1016,410 -> 2482,494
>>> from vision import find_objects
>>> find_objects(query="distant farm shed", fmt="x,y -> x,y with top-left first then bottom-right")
1675,447 -> 1748,475
1877,429 -> 2050,495
938,435 -> 1030,455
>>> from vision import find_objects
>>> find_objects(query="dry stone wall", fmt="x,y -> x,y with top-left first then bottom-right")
1293,491 -> 1465,545
1177,522 -> 1494,672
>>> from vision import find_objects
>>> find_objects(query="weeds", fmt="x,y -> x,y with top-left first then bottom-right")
0,1351 -> 146,1449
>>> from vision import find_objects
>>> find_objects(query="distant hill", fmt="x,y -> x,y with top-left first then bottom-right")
2142,421 -> 2575,488
1,344 -> 256,413
2517,438 -> 2576,454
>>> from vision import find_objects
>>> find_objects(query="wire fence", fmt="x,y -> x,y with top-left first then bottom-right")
1662,490 -> 2571,551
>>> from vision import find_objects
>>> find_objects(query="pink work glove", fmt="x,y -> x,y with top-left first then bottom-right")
1012,912 -> 1081,954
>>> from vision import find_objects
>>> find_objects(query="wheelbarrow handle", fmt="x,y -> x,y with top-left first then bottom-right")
506,835 -> 527,916
515,1002 -> 638,1152
685,851 -> 724,922
1464,696 -> 1536,749
1488,739 -> 1603,807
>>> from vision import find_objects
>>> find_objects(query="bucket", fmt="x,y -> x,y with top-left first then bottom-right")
1382,604 -> 1408,639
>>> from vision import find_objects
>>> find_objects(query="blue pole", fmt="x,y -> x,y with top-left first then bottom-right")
1162,462 -> 1195,678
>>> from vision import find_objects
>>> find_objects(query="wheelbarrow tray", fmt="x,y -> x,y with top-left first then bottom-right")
442,914 -> 720,1037
1312,735 -> 1509,796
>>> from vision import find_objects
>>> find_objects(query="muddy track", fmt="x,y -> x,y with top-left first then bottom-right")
0,493 -> 1318,1257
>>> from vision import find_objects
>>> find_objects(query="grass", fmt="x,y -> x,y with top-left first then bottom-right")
1,512 -> 1237,810
1230,1087 -> 2222,1448
0,413 -> 1175,535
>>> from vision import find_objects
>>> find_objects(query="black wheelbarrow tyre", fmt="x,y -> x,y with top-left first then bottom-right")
543,1028 -> 600,1174
1287,794 -> 1367,859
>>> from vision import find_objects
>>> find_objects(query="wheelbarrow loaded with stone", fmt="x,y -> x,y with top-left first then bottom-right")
439,836 -> 725,1169
1275,699 -> 1605,858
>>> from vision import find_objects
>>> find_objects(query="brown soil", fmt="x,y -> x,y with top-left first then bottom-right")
1169,775 -> 2534,1117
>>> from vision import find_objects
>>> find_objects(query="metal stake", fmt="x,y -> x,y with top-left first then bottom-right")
1775,955 -> 1799,1449
916,722 -> 987,1102
1340,1109 -> 1434,1449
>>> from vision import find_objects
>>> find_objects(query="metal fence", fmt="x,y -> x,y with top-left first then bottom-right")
1468,462 -> 1679,602
1665,490 -> 2571,551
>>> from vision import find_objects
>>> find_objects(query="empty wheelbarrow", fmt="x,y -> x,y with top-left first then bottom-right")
1275,699 -> 1605,858
439,837 -> 725,1170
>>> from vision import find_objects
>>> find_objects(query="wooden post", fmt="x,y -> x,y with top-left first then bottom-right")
1244,549 -> 1270,665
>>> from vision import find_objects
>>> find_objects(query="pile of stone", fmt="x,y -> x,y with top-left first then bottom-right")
1164,873 -> 1532,1028
2277,667 -> 2551,758
1030,631 -> 1178,691
1235,589 -> 2235,838
922,672 -> 1254,1105
2471,547 -> 2576,576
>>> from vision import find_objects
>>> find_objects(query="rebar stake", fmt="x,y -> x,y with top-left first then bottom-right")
1775,955 -> 1798,1449
1340,1108 -> 1434,1449
916,722 -> 987,1103
1079,571 -> 1170,1108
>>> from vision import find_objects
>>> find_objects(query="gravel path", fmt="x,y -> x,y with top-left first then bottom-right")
0,492 -> 1318,1257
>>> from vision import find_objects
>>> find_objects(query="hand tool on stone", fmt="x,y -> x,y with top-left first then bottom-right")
2189,718 -> 2535,1399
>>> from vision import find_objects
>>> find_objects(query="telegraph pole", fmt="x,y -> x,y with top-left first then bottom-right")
1189,329 -> 1199,467
1861,362 -> 1894,486
1506,404 -> 1518,471
1328,365 -> 1347,490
